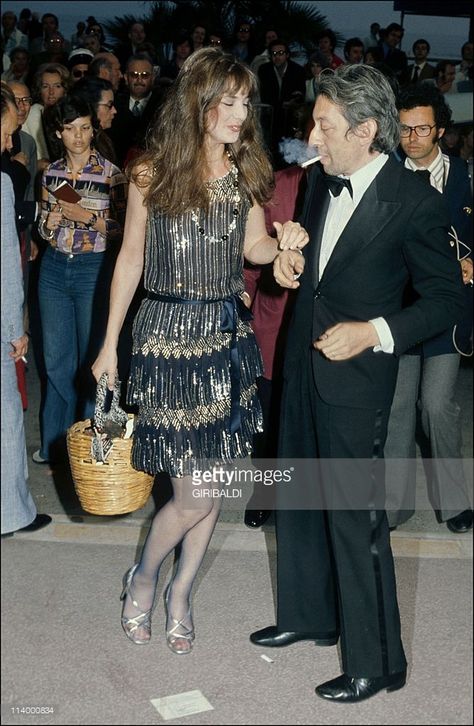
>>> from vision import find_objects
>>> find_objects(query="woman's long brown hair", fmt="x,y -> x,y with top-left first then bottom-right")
129,47 -> 274,214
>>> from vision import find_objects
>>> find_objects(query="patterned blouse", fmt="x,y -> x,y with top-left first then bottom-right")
40,150 -> 127,254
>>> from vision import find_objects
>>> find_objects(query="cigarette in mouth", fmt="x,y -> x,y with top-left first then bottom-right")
300,155 -> 321,168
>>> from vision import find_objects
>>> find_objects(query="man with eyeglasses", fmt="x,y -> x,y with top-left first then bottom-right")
109,53 -> 164,167
67,48 -> 94,85
384,82 -> 473,535
257,39 -> 306,166
29,31 -> 69,78
5,80 -> 39,250
231,21 -> 255,64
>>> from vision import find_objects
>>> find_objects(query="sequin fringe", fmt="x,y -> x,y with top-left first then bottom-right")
127,297 -> 264,476
131,388 -> 263,477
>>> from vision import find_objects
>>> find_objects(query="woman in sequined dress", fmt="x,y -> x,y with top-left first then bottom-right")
92,47 -> 308,654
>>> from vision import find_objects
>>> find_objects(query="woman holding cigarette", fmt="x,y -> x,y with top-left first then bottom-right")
33,94 -> 127,465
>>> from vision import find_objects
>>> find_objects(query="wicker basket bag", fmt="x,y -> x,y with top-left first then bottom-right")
67,415 -> 154,515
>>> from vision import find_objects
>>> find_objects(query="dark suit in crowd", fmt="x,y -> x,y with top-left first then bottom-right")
108,89 -> 165,168
258,58 -> 306,158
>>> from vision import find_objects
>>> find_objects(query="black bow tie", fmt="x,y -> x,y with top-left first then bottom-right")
323,174 -> 353,198
415,169 -> 431,185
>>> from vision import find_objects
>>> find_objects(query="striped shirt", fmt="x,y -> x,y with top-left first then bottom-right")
40,151 -> 127,254
405,148 -> 450,193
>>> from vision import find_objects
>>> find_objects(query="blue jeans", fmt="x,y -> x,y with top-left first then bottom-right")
38,247 -> 114,460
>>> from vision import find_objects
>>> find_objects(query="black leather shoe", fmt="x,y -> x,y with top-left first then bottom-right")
315,671 -> 406,703
446,510 -> 473,534
250,625 -> 338,647
17,514 -> 52,533
244,509 -> 271,528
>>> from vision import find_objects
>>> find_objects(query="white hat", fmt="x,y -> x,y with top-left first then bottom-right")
68,47 -> 94,62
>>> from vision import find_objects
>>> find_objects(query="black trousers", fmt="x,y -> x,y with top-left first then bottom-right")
276,352 -> 407,678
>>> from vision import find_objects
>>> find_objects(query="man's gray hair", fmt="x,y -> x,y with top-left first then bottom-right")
318,64 -> 400,153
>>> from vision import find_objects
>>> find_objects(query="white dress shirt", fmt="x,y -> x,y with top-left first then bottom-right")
128,92 -> 152,115
319,153 -> 394,353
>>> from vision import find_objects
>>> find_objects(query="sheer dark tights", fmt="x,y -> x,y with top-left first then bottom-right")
122,475 -> 221,642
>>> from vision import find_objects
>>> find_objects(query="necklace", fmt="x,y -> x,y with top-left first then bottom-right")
190,161 -> 241,244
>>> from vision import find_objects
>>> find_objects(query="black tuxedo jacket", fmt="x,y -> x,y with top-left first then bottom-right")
283,156 -> 465,410
108,89 -> 165,167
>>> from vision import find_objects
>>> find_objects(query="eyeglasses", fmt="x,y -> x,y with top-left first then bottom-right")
238,27 -> 250,33
272,50 -> 287,56
98,101 -> 115,109
399,123 -> 436,137
72,69 -> 88,78
210,39 -> 222,46
15,96 -> 32,106
127,71 -> 152,79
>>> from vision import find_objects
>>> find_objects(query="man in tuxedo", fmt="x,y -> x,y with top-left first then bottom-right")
250,65 -> 465,702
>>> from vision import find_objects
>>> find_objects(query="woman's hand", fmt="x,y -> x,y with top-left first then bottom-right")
274,221 -> 309,251
45,203 -> 63,231
92,346 -> 118,391
60,200 -> 91,224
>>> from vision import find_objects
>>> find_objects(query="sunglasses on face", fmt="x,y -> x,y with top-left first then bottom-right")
15,96 -> 32,106
239,27 -> 250,33
272,50 -> 287,56
128,71 -> 152,79
72,69 -> 88,78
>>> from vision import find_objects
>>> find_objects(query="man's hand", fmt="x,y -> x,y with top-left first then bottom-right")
273,220 -> 309,250
29,240 -> 39,261
274,249 -> 305,289
10,334 -> 29,362
314,322 -> 379,360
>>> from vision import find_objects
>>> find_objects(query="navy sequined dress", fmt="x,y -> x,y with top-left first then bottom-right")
127,166 -> 263,477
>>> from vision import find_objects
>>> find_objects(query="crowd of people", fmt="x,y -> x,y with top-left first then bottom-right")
1,6 -> 473,704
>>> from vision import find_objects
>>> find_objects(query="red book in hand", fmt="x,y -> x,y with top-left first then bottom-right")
51,181 -> 82,203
